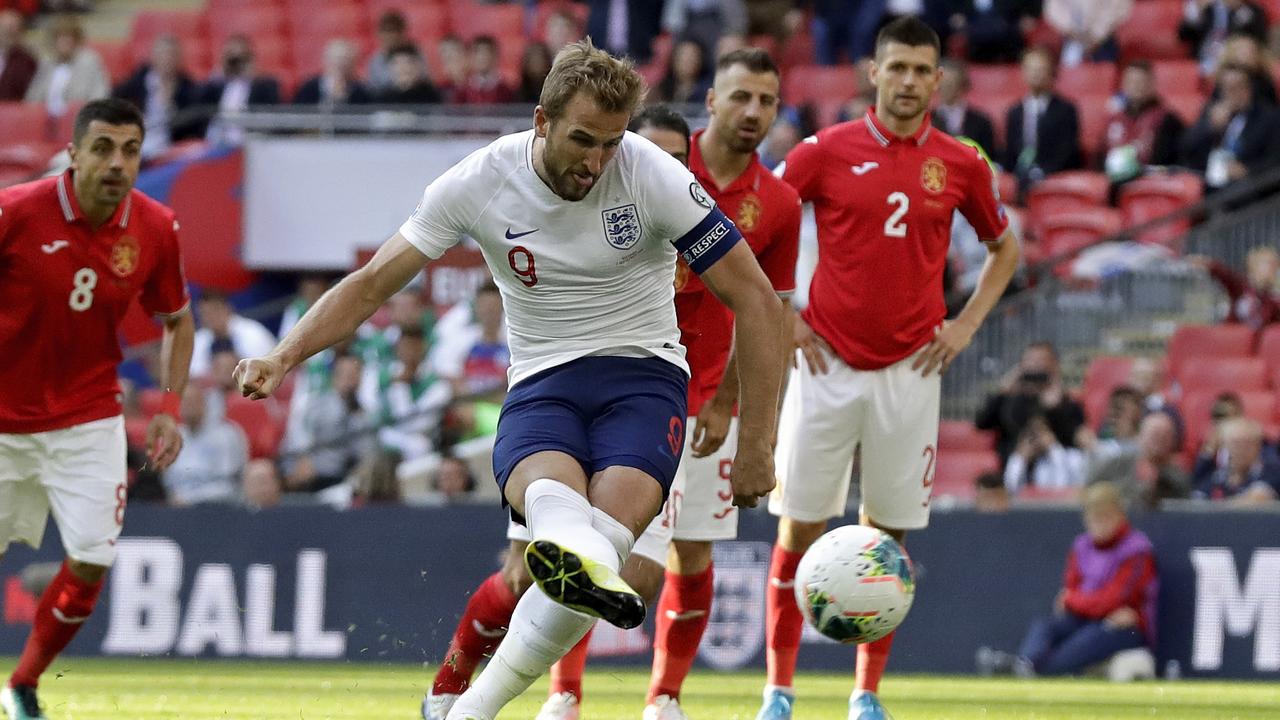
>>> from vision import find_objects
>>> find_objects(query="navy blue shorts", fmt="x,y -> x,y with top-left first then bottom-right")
492,356 -> 689,502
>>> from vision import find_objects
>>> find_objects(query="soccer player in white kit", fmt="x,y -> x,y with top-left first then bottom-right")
234,41 -> 786,720
758,18 -> 1020,720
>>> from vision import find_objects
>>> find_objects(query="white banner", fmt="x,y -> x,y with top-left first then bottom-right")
243,136 -> 495,270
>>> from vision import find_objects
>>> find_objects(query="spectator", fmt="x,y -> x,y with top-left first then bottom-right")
807,0 -> 883,64
1179,0 -> 1269,76
366,10 -> 412,92
1192,417 -> 1280,503
207,348 -> 241,396
979,482 -> 1158,677
515,40 -> 553,104
281,353 -> 372,493
1126,357 -> 1184,445
199,35 -> 282,146
758,108 -> 804,169
975,470 -> 1011,512
1100,61 -> 1185,183
1044,0 -> 1132,66
432,455 -> 476,501
0,9 -> 36,100
656,37 -> 712,104
977,341 -> 1087,465
1088,411 -> 1191,508
950,0 -> 1039,64
583,0 -> 665,62
662,0 -> 748,67
278,273 -> 332,339
113,35 -> 200,159
24,14 -> 108,117
1004,413 -> 1087,494
161,384 -> 248,505
435,34 -> 468,104
932,58 -> 997,158
1188,247 -> 1280,331
543,8 -> 583,53
836,59 -> 878,123
456,35 -> 514,105
1181,64 -> 1280,193
1196,390 -> 1245,458
376,44 -> 441,104
242,459 -> 282,509
360,325 -> 453,463
189,291 -> 277,379
1005,47 -> 1081,198
293,39 -> 371,106
1212,33 -> 1277,106
438,281 -> 509,400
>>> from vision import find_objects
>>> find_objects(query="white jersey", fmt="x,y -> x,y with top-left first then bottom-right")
400,129 -> 726,387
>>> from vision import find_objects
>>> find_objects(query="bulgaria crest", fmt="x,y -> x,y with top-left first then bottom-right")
920,157 -> 947,194
110,235 -> 140,276
737,195 -> 762,233
602,203 -> 642,250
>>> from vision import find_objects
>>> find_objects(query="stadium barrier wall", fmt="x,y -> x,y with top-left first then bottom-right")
1,506 -> 1276,679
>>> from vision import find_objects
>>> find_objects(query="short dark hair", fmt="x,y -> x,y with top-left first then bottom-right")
377,10 -> 407,33
628,104 -> 691,146
716,47 -> 778,77
875,16 -> 940,59
73,98 -> 145,145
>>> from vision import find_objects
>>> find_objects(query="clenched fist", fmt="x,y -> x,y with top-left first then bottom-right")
234,356 -> 286,400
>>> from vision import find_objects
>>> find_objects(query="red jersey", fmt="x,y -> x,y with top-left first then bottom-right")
676,129 -> 801,415
779,110 -> 1008,370
0,171 -> 189,433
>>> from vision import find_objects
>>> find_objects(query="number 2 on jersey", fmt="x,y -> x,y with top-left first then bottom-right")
69,267 -> 97,311
508,246 -> 537,288
884,192 -> 909,238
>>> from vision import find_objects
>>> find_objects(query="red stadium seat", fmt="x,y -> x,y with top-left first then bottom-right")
932,450 -> 1000,500
938,420 -> 995,452
205,5 -> 288,49
288,3 -> 370,40
224,394 -> 286,459
1258,325 -> 1280,384
382,3 -> 452,42
783,64 -> 860,106
290,35 -> 372,79
1026,170 -> 1110,233
1039,208 -> 1124,267
1167,324 -> 1255,378
138,388 -> 166,417
0,102 -> 52,144
1164,91 -> 1206,126
968,64 -> 1024,98
1153,60 -> 1203,96
1075,95 -> 1112,163
449,1 -> 524,40
1058,63 -> 1118,100
531,1 -> 588,42
0,142 -> 58,185
89,41 -> 132,85
1118,171 -> 1204,249
207,0 -> 283,11
129,10 -> 206,66
1177,356 -> 1269,394
1181,389 -> 1275,450
240,35 -> 293,79
1117,0 -> 1188,60
1084,355 -> 1136,398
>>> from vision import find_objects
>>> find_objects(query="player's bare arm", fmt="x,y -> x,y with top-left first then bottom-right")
147,309 -> 194,470
698,241 -> 785,507
913,227 -> 1020,376
235,233 -> 427,399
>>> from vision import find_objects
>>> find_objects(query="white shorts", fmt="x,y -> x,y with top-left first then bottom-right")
769,350 -> 940,529
0,416 -> 128,566
506,502 -> 672,566
669,418 -> 739,541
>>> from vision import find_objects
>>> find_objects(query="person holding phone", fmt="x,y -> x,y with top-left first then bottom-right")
976,341 -> 1086,467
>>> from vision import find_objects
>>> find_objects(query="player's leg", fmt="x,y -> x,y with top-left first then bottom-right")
759,360 -> 863,720
424,535 -> 530,720
1034,620 -> 1144,676
7,418 -> 124,720
848,358 -> 940,720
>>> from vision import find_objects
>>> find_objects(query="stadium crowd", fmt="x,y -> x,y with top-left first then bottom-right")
2,0 -> 1278,510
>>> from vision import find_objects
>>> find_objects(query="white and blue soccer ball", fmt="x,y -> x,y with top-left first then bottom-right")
794,524 -> 916,644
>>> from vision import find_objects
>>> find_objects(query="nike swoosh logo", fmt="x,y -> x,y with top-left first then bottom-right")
851,162 -> 879,176
505,227 -> 538,240
52,608 -> 89,624
770,578 -> 795,589
41,240 -> 69,254
664,609 -> 708,621
471,620 -> 508,638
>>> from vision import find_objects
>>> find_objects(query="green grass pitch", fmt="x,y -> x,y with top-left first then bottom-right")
5,658 -> 1278,719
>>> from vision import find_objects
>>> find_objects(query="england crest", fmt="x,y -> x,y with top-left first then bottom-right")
602,203 -> 642,250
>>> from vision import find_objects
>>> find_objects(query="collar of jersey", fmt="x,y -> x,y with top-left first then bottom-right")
56,170 -> 132,229
689,128 -> 762,195
864,107 -> 933,148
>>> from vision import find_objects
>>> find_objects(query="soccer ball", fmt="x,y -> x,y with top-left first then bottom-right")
794,524 -> 916,644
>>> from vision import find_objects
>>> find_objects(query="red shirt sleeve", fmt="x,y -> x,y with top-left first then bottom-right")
1063,551 -> 1083,593
140,218 -> 190,316
1063,553 -> 1154,620
957,149 -> 1009,242
757,194 -> 801,295
777,135 -> 824,203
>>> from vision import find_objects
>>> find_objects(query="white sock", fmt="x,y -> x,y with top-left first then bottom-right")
525,478 -> 622,570
447,587 -> 595,720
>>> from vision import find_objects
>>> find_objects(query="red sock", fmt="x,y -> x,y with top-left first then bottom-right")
647,564 -> 714,702
766,545 -> 805,689
432,572 -> 518,695
10,562 -> 103,688
855,632 -> 896,693
549,626 -> 592,700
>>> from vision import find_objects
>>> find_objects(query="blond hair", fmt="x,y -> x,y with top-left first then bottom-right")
1083,481 -> 1126,512
540,38 -> 646,120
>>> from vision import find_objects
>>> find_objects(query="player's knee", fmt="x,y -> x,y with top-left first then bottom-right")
66,559 -> 108,584
669,540 -> 713,575
778,517 -> 827,552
